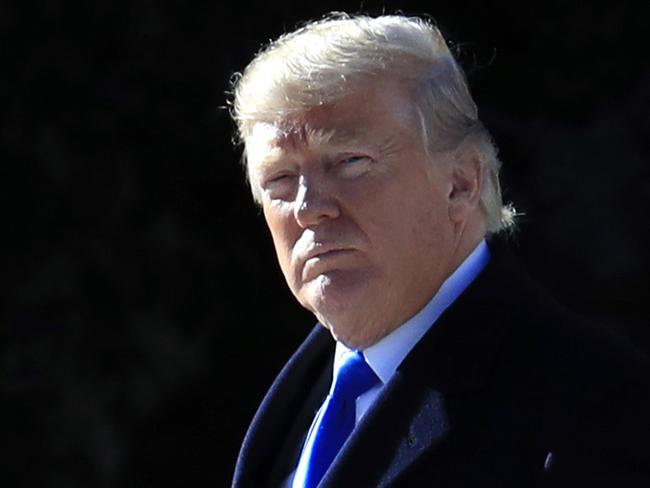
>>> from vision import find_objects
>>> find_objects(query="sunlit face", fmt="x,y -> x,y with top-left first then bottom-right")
246,80 -> 462,348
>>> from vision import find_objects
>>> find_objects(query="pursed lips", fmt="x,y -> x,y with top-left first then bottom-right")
297,243 -> 358,277
305,244 -> 356,262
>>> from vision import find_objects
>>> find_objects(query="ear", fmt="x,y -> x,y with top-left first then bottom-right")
448,147 -> 483,224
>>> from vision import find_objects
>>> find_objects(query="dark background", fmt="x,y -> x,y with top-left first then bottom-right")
2,1 -> 649,486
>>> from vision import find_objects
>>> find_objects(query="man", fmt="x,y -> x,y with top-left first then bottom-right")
230,14 -> 650,487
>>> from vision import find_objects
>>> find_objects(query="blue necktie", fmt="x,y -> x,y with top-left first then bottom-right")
294,350 -> 380,488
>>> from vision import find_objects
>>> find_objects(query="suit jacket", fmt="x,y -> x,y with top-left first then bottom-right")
233,240 -> 650,487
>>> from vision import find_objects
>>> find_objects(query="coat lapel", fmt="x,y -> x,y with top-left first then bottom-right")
233,326 -> 334,487
320,369 -> 452,486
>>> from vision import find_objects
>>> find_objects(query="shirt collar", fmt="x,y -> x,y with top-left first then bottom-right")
335,239 -> 490,384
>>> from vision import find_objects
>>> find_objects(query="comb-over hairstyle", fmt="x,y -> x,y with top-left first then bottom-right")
231,13 -> 515,233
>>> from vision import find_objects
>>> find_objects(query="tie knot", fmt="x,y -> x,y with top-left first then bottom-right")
331,351 -> 379,400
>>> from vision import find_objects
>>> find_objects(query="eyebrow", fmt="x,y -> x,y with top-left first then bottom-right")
253,146 -> 285,174
251,125 -> 379,174
304,126 -> 369,148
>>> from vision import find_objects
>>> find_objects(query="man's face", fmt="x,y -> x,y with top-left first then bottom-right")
246,80 -> 461,348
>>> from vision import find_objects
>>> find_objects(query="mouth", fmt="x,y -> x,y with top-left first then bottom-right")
300,246 -> 358,280
303,244 -> 354,262
306,248 -> 354,262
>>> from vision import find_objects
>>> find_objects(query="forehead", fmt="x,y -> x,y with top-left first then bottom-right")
248,120 -> 371,155
245,81 -> 418,164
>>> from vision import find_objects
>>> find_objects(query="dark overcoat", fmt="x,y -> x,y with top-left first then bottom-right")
233,241 -> 650,487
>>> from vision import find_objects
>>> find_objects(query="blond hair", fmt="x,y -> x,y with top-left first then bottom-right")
230,13 -> 515,232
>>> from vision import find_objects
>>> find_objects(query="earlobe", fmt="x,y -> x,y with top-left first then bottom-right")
448,151 -> 483,223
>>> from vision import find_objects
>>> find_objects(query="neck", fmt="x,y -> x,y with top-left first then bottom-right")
448,213 -> 486,279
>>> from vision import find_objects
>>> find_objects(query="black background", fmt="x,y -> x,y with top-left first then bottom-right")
3,1 -> 649,486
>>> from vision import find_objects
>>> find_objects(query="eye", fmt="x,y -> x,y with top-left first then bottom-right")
261,172 -> 297,200
266,173 -> 295,184
336,154 -> 372,178
341,155 -> 368,164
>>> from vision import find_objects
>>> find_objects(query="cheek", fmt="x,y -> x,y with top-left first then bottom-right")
370,179 -> 449,254
263,205 -> 298,274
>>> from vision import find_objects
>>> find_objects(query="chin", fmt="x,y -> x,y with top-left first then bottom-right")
300,270 -> 369,312
298,272 -> 386,348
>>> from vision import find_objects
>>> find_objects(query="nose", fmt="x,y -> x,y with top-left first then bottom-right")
293,176 -> 340,228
